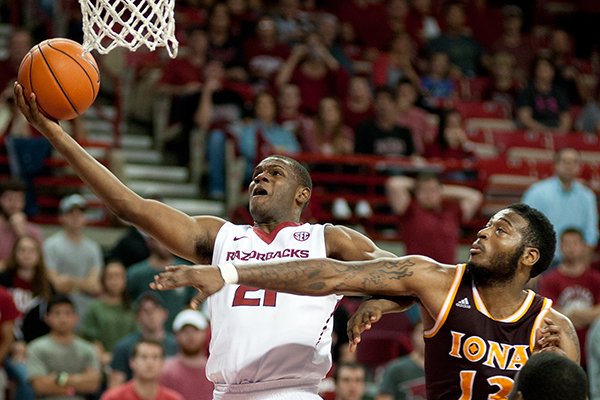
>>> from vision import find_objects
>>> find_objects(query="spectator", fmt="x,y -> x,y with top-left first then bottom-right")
78,260 -> 137,371
427,1 -> 483,77
386,172 -> 483,263
315,13 -> 354,73
205,3 -> 247,82
395,78 -> 436,154
420,51 -> 457,108
43,194 -> 102,318
276,83 -> 311,138
0,179 -> 44,269
522,148 -> 598,262
482,52 -> 521,117
273,0 -> 314,45
376,322 -> 426,400
538,228 -> 600,366
354,86 -> 416,158
0,286 -> 19,400
545,28 -> 582,105
127,236 -> 195,330
101,339 -> 183,400
342,76 -> 375,132
490,5 -> 536,83
405,0 -> 441,48
160,309 -> 212,400
516,56 -> 572,133
206,91 -> 300,199
26,294 -> 101,399
371,32 -> 420,89
300,96 -> 354,155
575,81 -> 600,134
0,235 -> 53,400
108,292 -> 177,388
424,109 -> 477,171
157,26 -> 208,166
243,15 -> 291,90
333,361 -> 367,400
507,352 -> 587,400
276,32 -> 348,116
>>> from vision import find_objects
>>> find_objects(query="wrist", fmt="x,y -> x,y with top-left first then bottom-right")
217,262 -> 239,284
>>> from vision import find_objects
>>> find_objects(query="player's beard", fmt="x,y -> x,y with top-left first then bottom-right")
468,244 -> 524,287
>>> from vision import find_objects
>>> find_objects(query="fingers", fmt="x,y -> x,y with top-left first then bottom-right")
150,266 -> 191,290
190,290 -> 208,310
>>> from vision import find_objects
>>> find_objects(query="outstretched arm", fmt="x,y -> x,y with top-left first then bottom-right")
14,84 -> 224,263
152,256 -> 452,309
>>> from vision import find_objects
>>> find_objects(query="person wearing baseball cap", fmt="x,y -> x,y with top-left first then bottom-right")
160,309 -> 213,400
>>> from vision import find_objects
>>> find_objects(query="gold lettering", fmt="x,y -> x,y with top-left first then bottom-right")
506,345 -> 529,370
483,341 -> 512,369
463,336 -> 486,362
449,331 -> 465,358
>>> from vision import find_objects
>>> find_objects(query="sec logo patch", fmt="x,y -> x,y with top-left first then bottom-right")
293,231 -> 310,241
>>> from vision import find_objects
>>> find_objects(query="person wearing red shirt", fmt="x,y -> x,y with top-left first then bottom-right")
538,227 -> 600,366
386,172 -> 483,263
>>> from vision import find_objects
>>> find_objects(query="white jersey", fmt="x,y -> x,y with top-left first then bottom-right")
207,221 -> 340,391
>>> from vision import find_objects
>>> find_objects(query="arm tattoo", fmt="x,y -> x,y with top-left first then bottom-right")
565,322 -> 581,363
237,257 -> 416,296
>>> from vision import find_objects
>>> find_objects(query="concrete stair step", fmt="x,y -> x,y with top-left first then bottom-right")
124,164 -> 188,182
86,132 -> 154,150
163,198 -> 224,216
128,180 -> 200,198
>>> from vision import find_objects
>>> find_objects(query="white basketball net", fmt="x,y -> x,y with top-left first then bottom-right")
79,0 -> 179,58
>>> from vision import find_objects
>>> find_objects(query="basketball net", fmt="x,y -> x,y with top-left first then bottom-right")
79,0 -> 179,58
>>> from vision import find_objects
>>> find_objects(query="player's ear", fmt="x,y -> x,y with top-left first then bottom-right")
296,186 -> 311,206
521,246 -> 540,268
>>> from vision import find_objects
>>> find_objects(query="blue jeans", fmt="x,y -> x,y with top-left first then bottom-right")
4,357 -> 35,400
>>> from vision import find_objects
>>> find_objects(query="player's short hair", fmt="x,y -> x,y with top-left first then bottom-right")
515,352 -> 587,400
130,338 -> 165,359
507,203 -> 556,278
333,361 -> 366,383
268,155 -> 313,191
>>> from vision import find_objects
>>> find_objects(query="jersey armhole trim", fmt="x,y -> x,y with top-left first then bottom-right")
424,263 -> 465,338
529,297 -> 553,351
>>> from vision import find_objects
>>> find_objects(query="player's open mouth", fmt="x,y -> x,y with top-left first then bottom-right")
252,187 -> 268,196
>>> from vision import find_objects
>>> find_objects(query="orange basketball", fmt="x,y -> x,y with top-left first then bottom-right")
17,38 -> 100,121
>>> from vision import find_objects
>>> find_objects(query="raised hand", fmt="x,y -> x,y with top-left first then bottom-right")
151,264 -> 225,309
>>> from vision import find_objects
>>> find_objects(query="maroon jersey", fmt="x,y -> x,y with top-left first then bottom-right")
424,264 -> 552,400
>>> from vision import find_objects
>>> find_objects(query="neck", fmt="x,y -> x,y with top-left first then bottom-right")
475,283 -> 528,320
140,328 -> 165,341
558,262 -> 587,277
50,331 -> 74,344
102,292 -> 122,305
65,229 -> 82,241
376,116 -> 395,130
16,267 -> 34,282
133,379 -> 160,399
558,177 -> 574,190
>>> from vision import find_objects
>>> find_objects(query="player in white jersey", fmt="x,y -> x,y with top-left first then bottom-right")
13,85 -> 406,398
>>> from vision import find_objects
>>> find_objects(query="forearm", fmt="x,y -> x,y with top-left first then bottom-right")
31,376 -> 73,396
234,257 -> 416,296
0,326 -> 13,362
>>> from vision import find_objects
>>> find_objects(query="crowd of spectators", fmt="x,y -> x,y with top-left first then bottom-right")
1,0 -> 600,399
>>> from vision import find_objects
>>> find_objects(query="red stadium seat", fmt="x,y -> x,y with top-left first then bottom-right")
455,101 -> 509,120
491,130 -> 552,153
550,132 -> 600,152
